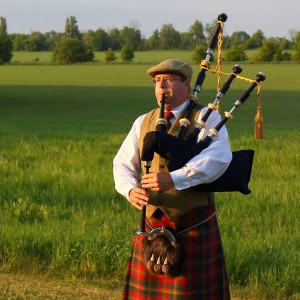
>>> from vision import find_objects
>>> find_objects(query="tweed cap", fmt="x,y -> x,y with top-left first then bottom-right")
147,59 -> 193,80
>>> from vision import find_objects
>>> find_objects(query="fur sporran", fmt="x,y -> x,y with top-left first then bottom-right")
141,226 -> 182,276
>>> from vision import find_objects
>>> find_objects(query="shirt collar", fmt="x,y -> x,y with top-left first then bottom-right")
169,99 -> 189,119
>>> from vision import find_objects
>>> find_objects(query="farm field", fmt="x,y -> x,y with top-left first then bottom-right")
0,57 -> 299,299
11,49 -> 261,65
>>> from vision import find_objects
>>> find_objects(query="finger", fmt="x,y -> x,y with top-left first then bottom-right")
150,187 -> 160,192
142,182 -> 158,189
134,188 -> 149,197
130,201 -> 142,210
131,195 -> 148,206
141,173 -> 155,181
131,192 -> 149,201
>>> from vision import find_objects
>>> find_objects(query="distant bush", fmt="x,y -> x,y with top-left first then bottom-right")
255,39 -> 291,62
120,45 -> 134,62
225,45 -> 248,61
104,48 -> 117,62
52,37 -> 94,64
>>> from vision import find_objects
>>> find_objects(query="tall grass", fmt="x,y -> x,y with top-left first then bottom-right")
0,62 -> 299,298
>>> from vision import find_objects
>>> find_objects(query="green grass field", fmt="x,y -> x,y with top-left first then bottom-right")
11,49 -> 260,65
0,56 -> 299,299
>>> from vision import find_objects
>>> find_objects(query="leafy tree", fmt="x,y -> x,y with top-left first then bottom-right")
229,31 -> 250,46
11,33 -> 28,51
52,37 -> 94,64
0,34 -> 13,64
159,24 -> 180,49
293,32 -> 300,62
246,30 -> 265,49
225,45 -> 247,61
104,48 -> 117,62
65,16 -> 80,39
204,18 -> 218,44
83,28 -> 110,51
44,31 -> 64,51
147,29 -> 160,50
26,32 -> 47,51
83,30 -> 94,48
0,17 -> 13,64
277,37 -> 292,50
189,20 -> 205,48
192,45 -> 208,63
0,17 -> 7,35
179,32 -> 192,50
94,28 -> 110,51
108,27 -> 121,50
119,26 -> 142,51
120,45 -> 134,62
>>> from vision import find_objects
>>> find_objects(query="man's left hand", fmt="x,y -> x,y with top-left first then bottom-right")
141,172 -> 174,192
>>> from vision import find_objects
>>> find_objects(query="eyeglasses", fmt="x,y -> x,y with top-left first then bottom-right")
151,77 -> 184,84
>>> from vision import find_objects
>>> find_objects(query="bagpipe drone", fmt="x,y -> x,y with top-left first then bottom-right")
137,13 -> 266,276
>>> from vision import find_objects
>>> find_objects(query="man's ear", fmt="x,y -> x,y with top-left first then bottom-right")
185,79 -> 191,92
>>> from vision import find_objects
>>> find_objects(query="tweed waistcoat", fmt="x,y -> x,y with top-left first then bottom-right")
139,102 -> 214,220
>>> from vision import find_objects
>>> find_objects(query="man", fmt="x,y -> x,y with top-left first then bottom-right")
113,59 -> 232,299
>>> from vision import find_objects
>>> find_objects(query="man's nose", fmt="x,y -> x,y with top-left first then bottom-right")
158,78 -> 166,88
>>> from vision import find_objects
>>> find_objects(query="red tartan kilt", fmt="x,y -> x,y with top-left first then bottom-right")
123,204 -> 230,300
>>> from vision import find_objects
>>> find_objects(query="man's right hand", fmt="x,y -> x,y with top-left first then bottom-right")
129,187 -> 149,210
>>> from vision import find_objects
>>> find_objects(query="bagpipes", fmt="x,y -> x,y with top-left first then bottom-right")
137,13 -> 266,276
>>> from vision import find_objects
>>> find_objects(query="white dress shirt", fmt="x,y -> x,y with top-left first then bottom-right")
113,100 -> 232,200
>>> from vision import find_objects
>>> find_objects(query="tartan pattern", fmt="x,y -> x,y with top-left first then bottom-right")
123,204 -> 230,300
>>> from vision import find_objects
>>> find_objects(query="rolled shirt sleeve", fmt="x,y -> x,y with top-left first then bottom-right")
113,115 -> 145,200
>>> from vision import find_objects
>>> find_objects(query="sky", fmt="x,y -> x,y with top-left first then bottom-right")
1,0 -> 299,39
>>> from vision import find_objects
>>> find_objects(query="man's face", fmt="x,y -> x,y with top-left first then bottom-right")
154,73 -> 190,111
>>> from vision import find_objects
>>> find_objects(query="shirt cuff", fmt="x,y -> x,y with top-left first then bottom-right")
170,169 -> 190,190
118,183 -> 139,201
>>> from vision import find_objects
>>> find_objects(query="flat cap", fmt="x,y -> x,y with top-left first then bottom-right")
147,59 -> 193,80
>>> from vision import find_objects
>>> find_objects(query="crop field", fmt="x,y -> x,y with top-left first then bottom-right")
0,56 -> 299,299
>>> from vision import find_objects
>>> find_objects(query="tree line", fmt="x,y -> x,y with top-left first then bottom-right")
1,15 -> 300,64
4,17 -> 295,52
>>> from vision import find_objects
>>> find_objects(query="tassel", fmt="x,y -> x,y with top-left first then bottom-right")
255,97 -> 263,139
216,99 -> 221,114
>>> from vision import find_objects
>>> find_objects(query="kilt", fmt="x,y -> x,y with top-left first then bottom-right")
123,204 -> 230,300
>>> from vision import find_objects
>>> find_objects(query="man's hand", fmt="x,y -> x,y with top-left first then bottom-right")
129,187 -> 149,210
141,172 -> 175,192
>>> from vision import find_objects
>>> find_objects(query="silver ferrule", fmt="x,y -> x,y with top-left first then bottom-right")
208,132 -> 214,138
144,161 -> 152,168
193,85 -> 201,94
206,48 -> 214,56
234,100 -> 242,107
195,123 -> 203,130
212,92 -> 224,105
216,91 -> 224,99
